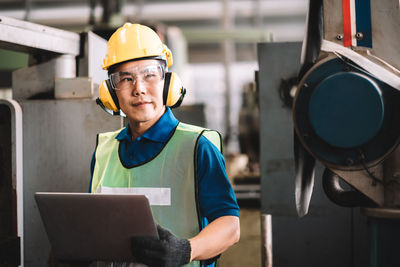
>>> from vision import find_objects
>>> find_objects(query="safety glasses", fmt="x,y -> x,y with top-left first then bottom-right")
109,64 -> 165,91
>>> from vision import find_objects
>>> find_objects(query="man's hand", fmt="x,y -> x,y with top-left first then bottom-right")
130,224 -> 191,267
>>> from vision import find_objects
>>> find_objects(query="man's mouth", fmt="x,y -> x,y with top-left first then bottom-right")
132,101 -> 151,106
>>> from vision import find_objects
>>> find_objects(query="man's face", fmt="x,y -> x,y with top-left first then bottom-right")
112,59 -> 166,126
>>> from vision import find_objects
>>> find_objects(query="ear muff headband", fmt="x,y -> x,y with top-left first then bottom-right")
97,79 -> 120,113
162,44 -> 173,68
163,72 -> 186,108
163,72 -> 172,105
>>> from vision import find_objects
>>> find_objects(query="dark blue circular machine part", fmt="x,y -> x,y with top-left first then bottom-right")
308,72 -> 384,148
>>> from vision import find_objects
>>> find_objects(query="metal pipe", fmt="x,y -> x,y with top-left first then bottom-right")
54,54 -> 76,79
23,0 -> 31,21
222,0 -> 234,148
0,1 -> 307,24
261,214 -> 273,267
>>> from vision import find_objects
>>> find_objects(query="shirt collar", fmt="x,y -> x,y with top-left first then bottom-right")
116,107 -> 179,143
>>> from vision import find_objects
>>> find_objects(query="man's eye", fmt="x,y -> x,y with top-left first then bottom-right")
120,77 -> 134,82
144,73 -> 156,79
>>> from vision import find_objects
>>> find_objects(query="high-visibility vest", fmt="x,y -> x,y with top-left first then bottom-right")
92,122 -> 222,267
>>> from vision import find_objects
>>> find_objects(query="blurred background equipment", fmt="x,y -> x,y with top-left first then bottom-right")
5,0 -> 400,266
0,15 -> 122,266
0,0 -> 272,263
0,0 -> 306,154
258,41 -> 369,267
238,80 -> 260,174
0,99 -> 23,267
290,0 -> 400,266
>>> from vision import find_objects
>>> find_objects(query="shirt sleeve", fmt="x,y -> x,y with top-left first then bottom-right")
196,135 -> 240,222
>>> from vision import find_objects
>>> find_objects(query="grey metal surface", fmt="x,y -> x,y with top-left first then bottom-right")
53,54 -> 76,79
20,99 -> 122,266
261,214 -> 272,267
55,77 -> 94,99
323,0 -> 400,70
259,42 -> 302,216
0,15 -> 80,55
370,0 -> 400,71
258,42 -> 369,267
323,0 -> 344,46
78,31 -> 108,88
12,59 -> 55,100
12,54 -> 77,100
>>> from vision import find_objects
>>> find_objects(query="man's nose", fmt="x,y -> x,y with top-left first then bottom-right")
132,78 -> 146,96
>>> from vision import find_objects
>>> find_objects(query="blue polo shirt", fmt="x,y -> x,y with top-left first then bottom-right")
90,108 -> 239,224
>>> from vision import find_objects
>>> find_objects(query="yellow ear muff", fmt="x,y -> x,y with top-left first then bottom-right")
163,72 -> 186,108
98,80 -> 120,112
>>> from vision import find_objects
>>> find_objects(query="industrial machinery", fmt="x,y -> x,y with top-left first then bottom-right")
293,0 -> 400,266
0,15 -> 204,267
259,0 -> 400,266
0,16 -> 123,266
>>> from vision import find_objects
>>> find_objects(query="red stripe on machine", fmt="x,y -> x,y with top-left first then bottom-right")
342,0 -> 352,47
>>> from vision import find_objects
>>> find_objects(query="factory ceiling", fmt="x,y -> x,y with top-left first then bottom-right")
0,0 -> 307,42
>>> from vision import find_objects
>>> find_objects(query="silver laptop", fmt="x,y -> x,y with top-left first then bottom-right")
35,192 -> 158,262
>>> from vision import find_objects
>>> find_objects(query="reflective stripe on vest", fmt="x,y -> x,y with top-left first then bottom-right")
92,122 -> 221,267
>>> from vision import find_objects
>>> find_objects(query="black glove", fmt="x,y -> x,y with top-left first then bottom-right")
49,251 -> 92,267
130,224 -> 191,267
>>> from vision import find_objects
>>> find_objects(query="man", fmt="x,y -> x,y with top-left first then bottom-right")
90,23 -> 240,267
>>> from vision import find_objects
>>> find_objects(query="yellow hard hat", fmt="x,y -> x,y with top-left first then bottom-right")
102,23 -> 173,70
